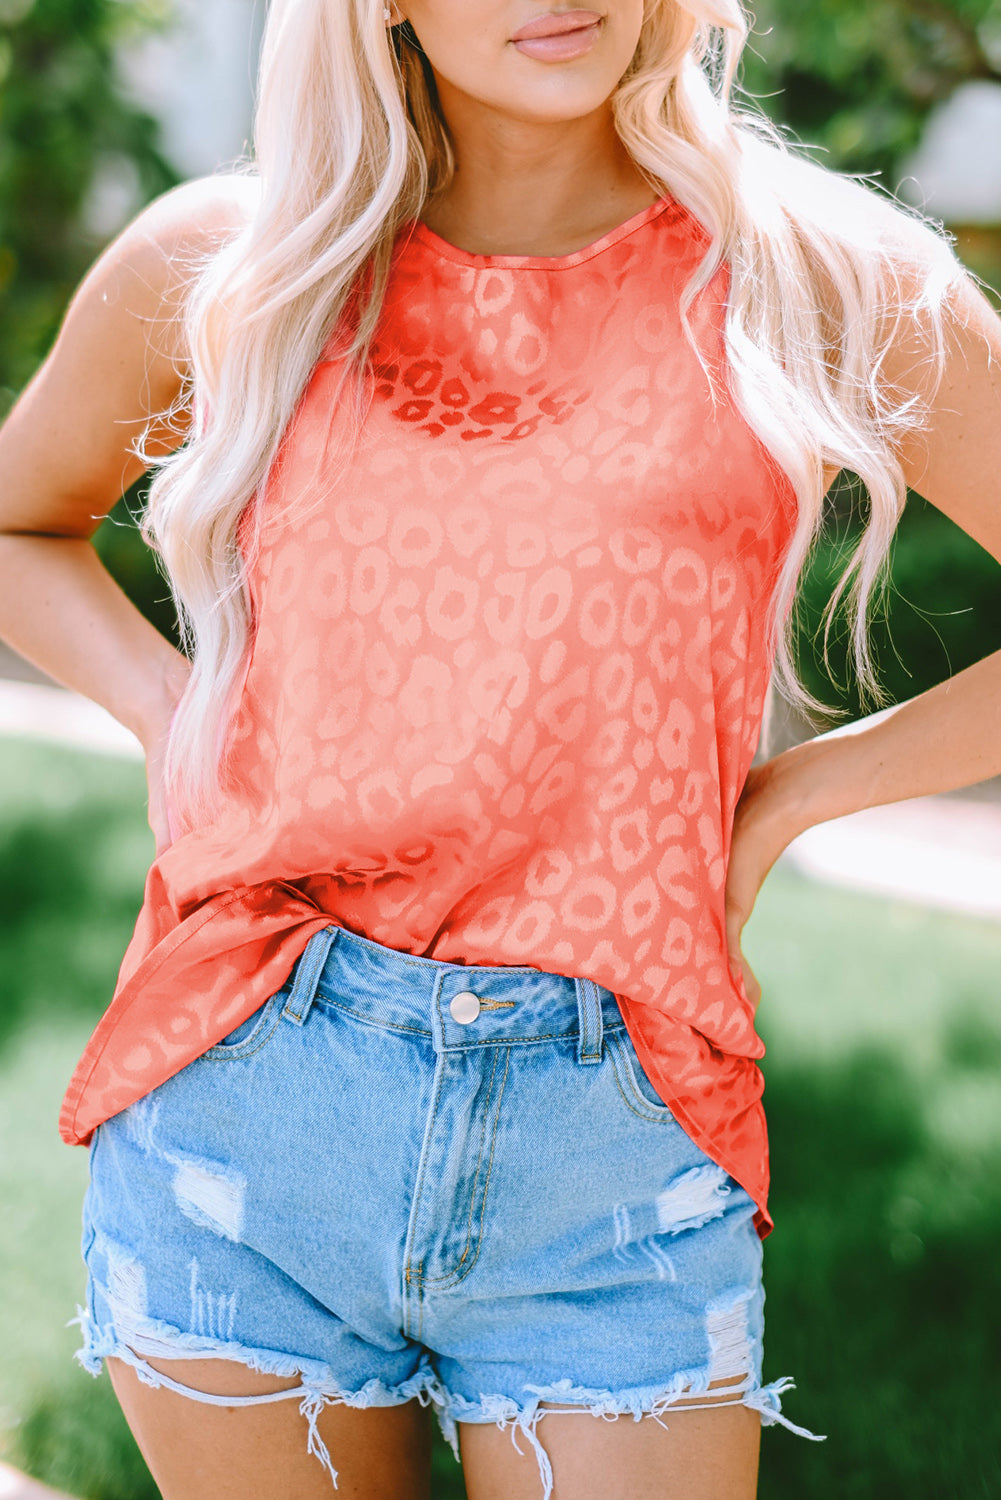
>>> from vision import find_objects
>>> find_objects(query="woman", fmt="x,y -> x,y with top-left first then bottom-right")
1,0 -> 999,1496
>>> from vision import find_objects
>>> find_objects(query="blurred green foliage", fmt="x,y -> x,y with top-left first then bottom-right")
0,0 -> 178,396
794,222 -> 1001,719
93,491 -> 180,647
741,0 -> 1001,175
0,0 -> 182,642
738,0 -> 1001,721
793,488 -> 1001,723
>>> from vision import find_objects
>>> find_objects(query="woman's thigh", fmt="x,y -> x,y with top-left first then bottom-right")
459,1381 -> 761,1500
106,1353 -> 433,1500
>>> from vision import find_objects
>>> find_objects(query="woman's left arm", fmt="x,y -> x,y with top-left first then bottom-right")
727,271 -> 1001,1005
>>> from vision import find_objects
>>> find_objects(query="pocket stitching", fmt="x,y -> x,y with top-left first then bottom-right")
201,989 -> 286,1061
607,1029 -> 676,1123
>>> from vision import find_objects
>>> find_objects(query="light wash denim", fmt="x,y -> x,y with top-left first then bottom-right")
74,924 -> 821,1495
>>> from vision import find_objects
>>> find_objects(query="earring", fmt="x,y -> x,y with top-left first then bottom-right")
383,4 -> 392,19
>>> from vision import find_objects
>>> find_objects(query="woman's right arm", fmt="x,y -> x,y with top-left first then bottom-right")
0,175 -> 255,846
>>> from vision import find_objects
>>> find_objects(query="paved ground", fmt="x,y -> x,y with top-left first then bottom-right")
781,785 -> 1001,920
1,645 -> 999,923
0,676 -> 143,759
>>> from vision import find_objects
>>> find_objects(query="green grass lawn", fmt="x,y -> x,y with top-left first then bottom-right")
1,738 -> 999,1498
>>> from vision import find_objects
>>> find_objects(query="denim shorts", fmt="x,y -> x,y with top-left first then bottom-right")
74,924 -> 820,1495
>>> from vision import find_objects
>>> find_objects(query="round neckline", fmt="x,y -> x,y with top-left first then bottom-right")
410,193 -> 682,271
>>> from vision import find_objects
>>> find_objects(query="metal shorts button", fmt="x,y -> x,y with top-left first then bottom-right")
449,990 -> 481,1024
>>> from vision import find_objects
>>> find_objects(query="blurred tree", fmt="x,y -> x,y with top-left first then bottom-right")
740,0 -> 1001,178
0,0 -> 181,646
789,489 -> 1000,725
0,0 -> 178,399
739,1 -> 1001,722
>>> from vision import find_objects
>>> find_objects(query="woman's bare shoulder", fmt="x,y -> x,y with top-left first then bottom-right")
102,172 -> 261,358
0,174 -> 262,536
133,171 -> 260,253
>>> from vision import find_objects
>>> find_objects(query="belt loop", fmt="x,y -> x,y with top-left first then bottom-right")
282,926 -> 339,1026
574,976 -> 604,1064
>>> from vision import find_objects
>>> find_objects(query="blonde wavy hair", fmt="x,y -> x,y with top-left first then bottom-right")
142,0 -> 971,824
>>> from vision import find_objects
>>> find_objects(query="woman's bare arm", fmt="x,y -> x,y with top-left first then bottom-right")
727,269 -> 1001,1002
0,174 -> 256,746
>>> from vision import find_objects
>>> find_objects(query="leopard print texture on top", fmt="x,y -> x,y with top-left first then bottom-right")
60,195 -> 797,1236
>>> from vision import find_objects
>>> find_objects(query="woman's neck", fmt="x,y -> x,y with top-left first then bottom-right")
420,89 -> 659,258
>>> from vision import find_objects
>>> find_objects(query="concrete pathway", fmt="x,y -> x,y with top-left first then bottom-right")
782,789 -> 1001,921
0,678 -> 142,760
0,670 -> 999,923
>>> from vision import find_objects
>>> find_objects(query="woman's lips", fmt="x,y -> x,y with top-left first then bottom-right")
510,10 -> 603,62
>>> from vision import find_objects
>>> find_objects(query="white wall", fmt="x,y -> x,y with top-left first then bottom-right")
120,0 -> 266,179
899,80 -> 1001,224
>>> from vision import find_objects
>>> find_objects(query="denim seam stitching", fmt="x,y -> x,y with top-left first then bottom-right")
284,926 -> 339,1024
201,992 -> 286,1062
607,1031 -> 675,1123
420,1045 -> 512,1291
312,995 -> 626,1047
419,1045 -> 501,1286
402,1046 -> 448,1339
578,976 -> 590,1060
327,932 -> 542,976
578,977 -> 603,1062
313,998 -> 433,1039
430,1027 -> 625,1049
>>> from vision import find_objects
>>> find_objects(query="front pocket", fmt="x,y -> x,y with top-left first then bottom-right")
201,987 -> 288,1061
606,1026 -> 678,1122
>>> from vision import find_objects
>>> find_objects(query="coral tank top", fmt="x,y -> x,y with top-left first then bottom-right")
60,193 -> 796,1236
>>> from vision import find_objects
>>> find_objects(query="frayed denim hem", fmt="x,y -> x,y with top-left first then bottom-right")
431,1372 -> 825,1500
68,1302 -> 440,1491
